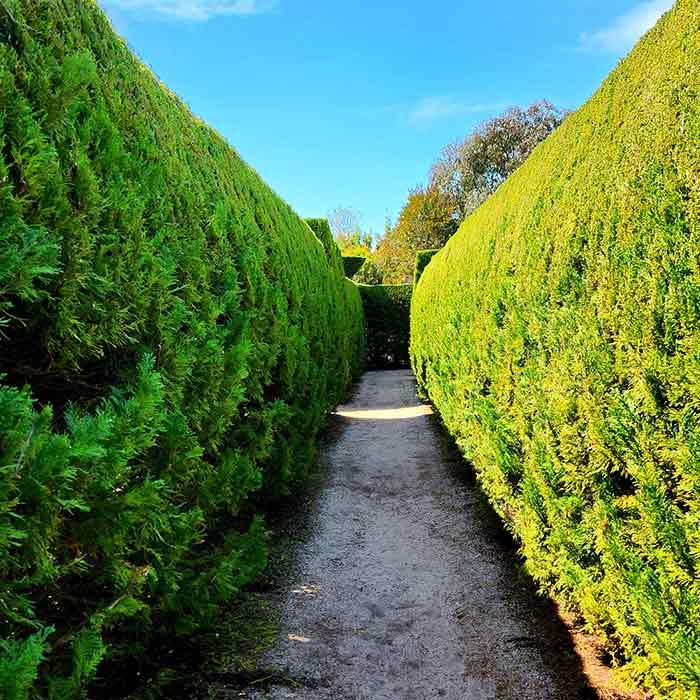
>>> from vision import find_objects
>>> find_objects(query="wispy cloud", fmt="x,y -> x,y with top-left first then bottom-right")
407,96 -> 497,126
578,0 -> 673,53
102,0 -> 277,21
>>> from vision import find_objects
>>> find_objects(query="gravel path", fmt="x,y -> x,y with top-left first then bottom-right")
243,370 -> 598,700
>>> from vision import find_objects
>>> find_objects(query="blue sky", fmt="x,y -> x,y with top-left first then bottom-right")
100,0 -> 674,236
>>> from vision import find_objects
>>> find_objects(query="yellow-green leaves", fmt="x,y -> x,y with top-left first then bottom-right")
412,1 -> 700,696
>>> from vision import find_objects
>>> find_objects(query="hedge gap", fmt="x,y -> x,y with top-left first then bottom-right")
359,284 -> 412,368
413,249 -> 440,287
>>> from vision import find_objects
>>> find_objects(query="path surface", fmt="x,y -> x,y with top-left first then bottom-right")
244,370 -> 598,700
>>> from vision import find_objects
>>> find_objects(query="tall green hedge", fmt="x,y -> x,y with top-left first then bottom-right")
305,217 -> 343,277
359,284 -> 411,368
0,2 -> 364,696
412,2 -> 700,696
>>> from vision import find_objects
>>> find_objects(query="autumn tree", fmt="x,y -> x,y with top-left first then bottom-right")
430,100 -> 567,220
376,100 -> 566,282
375,188 -> 458,283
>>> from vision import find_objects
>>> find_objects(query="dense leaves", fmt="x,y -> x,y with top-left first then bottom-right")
412,2 -> 700,697
376,188 -> 458,284
353,257 -> 384,285
429,100 -> 566,221
0,2 -> 364,696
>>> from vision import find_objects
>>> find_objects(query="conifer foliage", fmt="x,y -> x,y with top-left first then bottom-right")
412,2 -> 700,696
0,1 -> 364,696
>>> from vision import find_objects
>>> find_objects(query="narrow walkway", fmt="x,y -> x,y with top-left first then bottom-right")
246,370 -> 597,700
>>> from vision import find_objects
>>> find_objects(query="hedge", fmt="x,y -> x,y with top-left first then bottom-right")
342,255 -> 366,279
359,284 -> 412,368
305,217 -> 343,277
412,2 -> 700,696
0,2 -> 364,697
413,249 -> 439,287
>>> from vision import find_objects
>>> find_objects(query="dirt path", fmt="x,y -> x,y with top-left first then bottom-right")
241,370 -> 603,700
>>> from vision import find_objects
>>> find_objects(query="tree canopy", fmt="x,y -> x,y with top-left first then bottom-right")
375,101 -> 567,283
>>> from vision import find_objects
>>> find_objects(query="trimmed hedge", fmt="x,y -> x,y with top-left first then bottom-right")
359,284 -> 412,368
342,255 -> 366,279
412,2 -> 700,696
0,2 -> 364,697
305,218 -> 366,377
305,217 -> 343,277
413,249 -> 440,287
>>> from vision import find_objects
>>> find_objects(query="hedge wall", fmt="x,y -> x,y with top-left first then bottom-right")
342,255 -> 366,279
305,217 -> 343,277
0,2 -> 364,696
413,249 -> 439,287
412,2 -> 700,696
359,284 -> 412,368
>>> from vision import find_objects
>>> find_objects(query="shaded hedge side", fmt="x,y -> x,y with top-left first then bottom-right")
412,2 -> 700,696
0,2 -> 364,696
359,284 -> 412,368
342,256 -> 366,279
413,249 -> 439,287
342,277 -> 367,381
305,218 -> 366,380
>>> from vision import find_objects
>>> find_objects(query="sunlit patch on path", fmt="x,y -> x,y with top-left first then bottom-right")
242,370 -> 623,699
334,404 -> 433,421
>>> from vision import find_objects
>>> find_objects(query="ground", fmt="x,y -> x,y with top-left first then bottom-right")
197,370 -> 636,700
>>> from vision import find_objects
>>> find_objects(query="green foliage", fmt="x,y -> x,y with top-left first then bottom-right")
335,233 -> 373,258
412,2 -> 700,697
0,2 -> 364,696
429,100 -> 567,221
0,629 -> 51,700
359,284 -> 412,368
343,256 -> 366,279
304,218 -> 343,277
376,187 -> 458,284
354,258 -> 384,285
327,208 -> 374,257
413,249 -> 439,287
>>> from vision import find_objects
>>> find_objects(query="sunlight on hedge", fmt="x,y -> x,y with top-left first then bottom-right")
411,1 -> 700,696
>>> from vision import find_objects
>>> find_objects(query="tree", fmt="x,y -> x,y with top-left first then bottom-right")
430,100 -> 567,220
374,100 -> 567,283
327,207 -> 373,255
328,206 -> 362,238
375,187 -> 458,283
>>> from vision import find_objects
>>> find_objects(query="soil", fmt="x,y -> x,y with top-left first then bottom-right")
205,369 -> 638,700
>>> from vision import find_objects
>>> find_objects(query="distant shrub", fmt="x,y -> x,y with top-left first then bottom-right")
413,249 -> 439,286
359,285 -> 412,368
0,2 -> 364,696
343,256 -> 366,279
412,2 -> 700,696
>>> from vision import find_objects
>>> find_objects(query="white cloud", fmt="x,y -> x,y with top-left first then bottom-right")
407,97 -> 496,126
578,0 -> 673,53
102,0 -> 277,21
